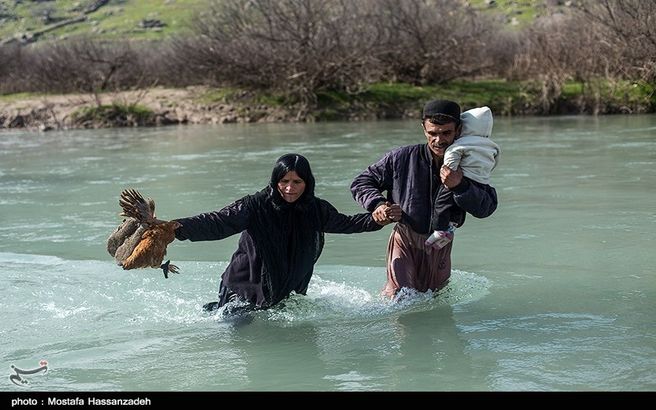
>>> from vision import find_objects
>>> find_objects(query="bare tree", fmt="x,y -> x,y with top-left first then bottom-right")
372,0 -> 505,84
0,44 -> 31,94
574,0 -> 656,82
509,1 -> 654,113
23,38 -> 144,98
511,14 -> 583,113
3,0 -> 653,117
174,0 -> 382,114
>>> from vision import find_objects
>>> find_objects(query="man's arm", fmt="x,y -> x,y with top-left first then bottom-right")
350,152 -> 394,212
451,178 -> 498,218
440,165 -> 497,218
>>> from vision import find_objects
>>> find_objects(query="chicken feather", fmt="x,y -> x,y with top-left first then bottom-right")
108,189 -> 181,278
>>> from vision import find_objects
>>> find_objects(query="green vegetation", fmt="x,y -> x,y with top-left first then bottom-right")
0,0 -> 552,43
561,80 -> 654,101
467,0 -> 550,27
419,81 -> 532,115
71,103 -> 155,127
0,0 -> 204,43
0,92 -> 41,102
558,79 -> 656,113
1,0 -> 653,124
314,81 -> 533,119
312,79 -> 656,120
315,83 -> 432,116
365,81 -> 526,108
359,83 -> 437,103
196,88 -> 243,104
1,0 -> 79,39
197,88 -> 287,108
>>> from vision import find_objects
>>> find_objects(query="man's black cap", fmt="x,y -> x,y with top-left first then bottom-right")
422,99 -> 461,124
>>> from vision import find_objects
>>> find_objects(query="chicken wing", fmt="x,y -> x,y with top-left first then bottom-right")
109,189 -> 181,278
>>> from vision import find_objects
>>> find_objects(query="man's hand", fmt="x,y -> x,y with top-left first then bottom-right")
373,202 -> 402,225
385,203 -> 402,222
440,165 -> 463,189
372,202 -> 390,224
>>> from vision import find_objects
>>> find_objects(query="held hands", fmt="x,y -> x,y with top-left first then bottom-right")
440,165 -> 463,190
373,201 -> 402,226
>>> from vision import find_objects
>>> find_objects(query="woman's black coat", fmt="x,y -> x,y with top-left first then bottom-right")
175,186 -> 381,308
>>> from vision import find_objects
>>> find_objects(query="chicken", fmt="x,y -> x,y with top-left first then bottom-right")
107,217 -> 141,262
107,189 -> 181,278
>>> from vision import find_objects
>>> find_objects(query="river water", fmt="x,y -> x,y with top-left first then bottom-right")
1,115 -> 655,391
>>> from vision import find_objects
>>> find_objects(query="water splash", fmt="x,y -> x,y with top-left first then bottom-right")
1,253 -> 491,334
226,269 -> 491,325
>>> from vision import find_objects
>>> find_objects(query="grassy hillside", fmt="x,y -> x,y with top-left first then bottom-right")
469,0 -> 566,27
0,0 -> 205,43
0,0 -> 558,45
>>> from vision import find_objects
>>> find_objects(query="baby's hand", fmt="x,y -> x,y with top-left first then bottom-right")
440,165 -> 463,189
425,230 -> 454,250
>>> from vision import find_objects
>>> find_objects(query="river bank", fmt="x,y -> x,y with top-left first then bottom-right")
0,87 -> 296,131
1,81 -> 654,131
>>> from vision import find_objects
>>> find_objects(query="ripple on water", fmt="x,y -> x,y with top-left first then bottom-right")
2,253 -> 492,334
239,269 -> 491,325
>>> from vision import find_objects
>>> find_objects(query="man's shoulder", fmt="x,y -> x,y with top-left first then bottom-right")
386,143 -> 424,158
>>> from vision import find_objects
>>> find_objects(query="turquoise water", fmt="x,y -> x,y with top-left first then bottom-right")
1,116 -> 655,391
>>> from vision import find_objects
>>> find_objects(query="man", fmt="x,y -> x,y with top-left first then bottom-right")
350,99 -> 498,298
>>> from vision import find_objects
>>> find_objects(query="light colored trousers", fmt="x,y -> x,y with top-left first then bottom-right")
383,223 -> 452,298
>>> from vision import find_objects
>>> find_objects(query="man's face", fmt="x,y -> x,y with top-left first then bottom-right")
423,120 -> 459,159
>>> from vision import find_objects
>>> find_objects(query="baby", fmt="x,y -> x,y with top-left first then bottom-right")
426,106 -> 500,249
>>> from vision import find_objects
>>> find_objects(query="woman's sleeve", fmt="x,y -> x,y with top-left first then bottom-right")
174,198 -> 251,242
319,199 -> 383,234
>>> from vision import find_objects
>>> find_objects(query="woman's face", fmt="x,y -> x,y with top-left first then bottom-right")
277,171 -> 306,203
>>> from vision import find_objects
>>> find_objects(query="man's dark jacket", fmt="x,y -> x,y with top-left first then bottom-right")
351,144 -> 498,235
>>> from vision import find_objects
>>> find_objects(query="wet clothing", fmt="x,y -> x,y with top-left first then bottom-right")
444,136 -> 499,185
174,186 -> 381,309
431,171 -> 497,231
432,184 -> 461,232
433,107 -> 499,232
450,105 -> 499,185
434,137 -> 498,230
351,143 -> 498,295
350,144 -> 498,234
384,223 -> 452,297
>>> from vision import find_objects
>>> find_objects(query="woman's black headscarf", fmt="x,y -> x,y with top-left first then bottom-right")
238,154 -> 325,307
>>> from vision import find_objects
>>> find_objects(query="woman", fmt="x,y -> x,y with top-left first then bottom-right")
174,153 -> 386,312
